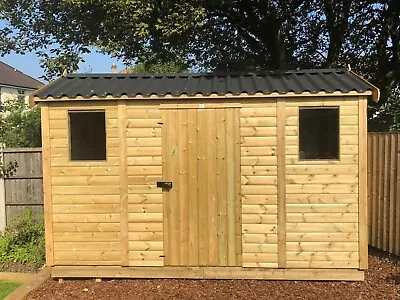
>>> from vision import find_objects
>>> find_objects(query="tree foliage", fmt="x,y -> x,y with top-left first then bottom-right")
0,1 -> 399,129
0,99 -> 41,178
0,99 -> 41,148
369,85 -> 400,132
0,210 -> 45,269
127,60 -> 188,74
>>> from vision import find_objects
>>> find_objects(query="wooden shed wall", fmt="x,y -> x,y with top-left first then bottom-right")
284,98 -> 361,269
240,101 -> 278,268
44,96 -> 366,270
47,102 -> 121,266
125,103 -> 163,266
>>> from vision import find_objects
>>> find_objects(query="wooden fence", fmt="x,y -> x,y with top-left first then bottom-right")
0,148 -> 43,231
368,133 -> 400,256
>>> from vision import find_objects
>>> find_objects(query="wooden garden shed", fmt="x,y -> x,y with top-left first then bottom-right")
30,68 -> 379,281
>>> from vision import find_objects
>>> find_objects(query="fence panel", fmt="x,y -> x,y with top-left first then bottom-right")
368,133 -> 400,256
3,148 -> 43,225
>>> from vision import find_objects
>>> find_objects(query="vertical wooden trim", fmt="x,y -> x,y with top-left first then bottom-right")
41,103 -> 54,266
233,108 -> 242,266
389,135 -> 396,254
0,146 -> 5,232
118,100 -> 128,267
161,109 -> 171,265
358,97 -> 368,270
178,110 -> 189,265
367,134 -> 372,246
371,134 -> 378,247
187,109 -> 199,266
197,109 -> 209,266
206,109 -> 218,266
383,134 -> 390,251
162,109 -> 182,266
169,109 -> 180,265
277,99 -> 286,268
225,108 -> 236,266
377,133 -> 384,249
396,134 -> 400,256
216,109 -> 227,266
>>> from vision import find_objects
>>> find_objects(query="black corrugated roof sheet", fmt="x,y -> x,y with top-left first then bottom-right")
33,69 -> 376,100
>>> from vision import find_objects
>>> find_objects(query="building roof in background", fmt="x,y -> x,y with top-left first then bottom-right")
33,68 -> 379,102
0,61 -> 43,89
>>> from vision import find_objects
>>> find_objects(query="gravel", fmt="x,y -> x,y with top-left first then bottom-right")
26,248 -> 400,300
0,262 -> 38,273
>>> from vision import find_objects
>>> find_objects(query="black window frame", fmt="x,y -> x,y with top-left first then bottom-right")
298,106 -> 340,161
68,110 -> 107,161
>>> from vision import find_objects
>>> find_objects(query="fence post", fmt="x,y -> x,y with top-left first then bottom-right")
0,146 -> 6,232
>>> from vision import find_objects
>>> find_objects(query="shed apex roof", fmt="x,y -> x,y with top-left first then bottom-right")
32,68 -> 379,103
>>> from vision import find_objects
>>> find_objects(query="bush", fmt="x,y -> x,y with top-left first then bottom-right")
0,210 -> 45,269
0,98 -> 41,148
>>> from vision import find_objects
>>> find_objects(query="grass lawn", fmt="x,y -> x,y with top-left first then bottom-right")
0,281 -> 21,299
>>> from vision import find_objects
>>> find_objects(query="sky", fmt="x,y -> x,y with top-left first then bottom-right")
0,19 -> 125,82
1,50 -> 125,83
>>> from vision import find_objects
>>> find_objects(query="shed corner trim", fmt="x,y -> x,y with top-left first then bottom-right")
30,75 -> 65,108
349,70 -> 380,102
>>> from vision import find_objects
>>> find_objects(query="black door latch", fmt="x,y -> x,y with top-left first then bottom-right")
157,181 -> 173,190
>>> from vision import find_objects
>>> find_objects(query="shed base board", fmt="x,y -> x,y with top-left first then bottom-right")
51,266 -> 364,281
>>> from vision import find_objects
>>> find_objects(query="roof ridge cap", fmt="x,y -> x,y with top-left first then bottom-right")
65,68 -> 349,78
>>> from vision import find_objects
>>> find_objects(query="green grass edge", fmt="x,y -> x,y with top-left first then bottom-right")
0,281 -> 22,299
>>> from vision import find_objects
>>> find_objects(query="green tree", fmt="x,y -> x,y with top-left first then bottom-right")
368,85 -> 400,132
127,60 -> 188,74
0,99 -> 41,148
0,1 -> 399,129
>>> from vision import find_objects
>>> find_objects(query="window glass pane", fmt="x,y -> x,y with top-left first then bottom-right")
299,107 -> 339,160
69,111 -> 106,161
17,89 -> 25,103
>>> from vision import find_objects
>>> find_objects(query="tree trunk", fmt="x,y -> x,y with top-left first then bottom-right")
322,0 -> 352,68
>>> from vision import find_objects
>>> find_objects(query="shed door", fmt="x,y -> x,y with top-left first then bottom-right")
161,108 -> 242,267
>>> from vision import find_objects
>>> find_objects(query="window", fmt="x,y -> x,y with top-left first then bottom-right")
17,89 -> 25,103
69,111 -> 106,161
299,107 -> 339,160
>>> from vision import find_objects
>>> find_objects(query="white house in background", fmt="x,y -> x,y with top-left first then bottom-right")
0,61 -> 42,106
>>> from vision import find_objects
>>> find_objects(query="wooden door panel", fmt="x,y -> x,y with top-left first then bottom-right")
162,108 -> 241,267
177,109 -> 189,265
187,109 -> 199,265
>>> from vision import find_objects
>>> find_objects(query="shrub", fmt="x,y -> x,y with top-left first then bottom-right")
0,98 -> 41,148
0,210 -> 45,269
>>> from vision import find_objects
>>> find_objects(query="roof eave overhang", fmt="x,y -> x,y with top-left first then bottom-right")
32,90 -> 375,105
0,83 -> 39,90
28,76 -> 65,108
349,70 -> 380,102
